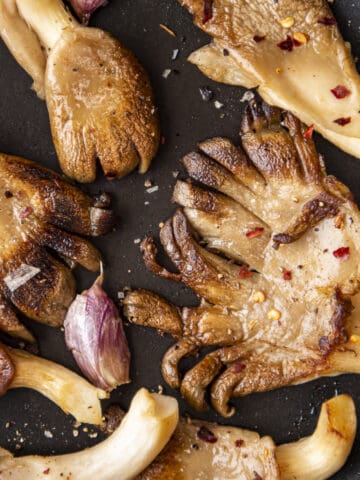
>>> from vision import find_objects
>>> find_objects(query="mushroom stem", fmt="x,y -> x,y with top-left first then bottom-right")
0,0 -> 47,97
6,347 -> 107,425
0,389 -> 179,480
275,394 -> 356,480
15,0 -> 77,50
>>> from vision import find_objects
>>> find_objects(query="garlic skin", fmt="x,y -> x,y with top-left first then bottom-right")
64,277 -> 130,390
68,0 -> 107,23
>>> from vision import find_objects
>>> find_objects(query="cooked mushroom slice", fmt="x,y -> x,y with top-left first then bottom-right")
179,0 -> 360,159
0,0 -> 159,182
0,0 -> 46,98
0,153 -> 114,341
0,388 -> 179,480
139,395 -> 355,480
2,344 -> 107,424
0,344 -> 14,396
124,101 -> 360,415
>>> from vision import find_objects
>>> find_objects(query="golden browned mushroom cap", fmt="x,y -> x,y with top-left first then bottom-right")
46,26 -> 160,182
124,101 -> 360,416
179,0 -> 360,159
139,394 -> 356,480
0,153 -> 114,342
1,0 -> 160,182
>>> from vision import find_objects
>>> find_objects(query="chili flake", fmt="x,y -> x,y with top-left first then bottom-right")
238,265 -> 254,278
4,190 -> 13,198
331,85 -> 351,99
232,362 -> 246,374
304,124 -> 314,140
350,335 -> 360,345
246,227 -> 264,238
235,439 -> 244,447
197,425 -> 217,443
277,35 -> 293,51
19,206 -> 33,220
317,17 -> 337,25
293,32 -> 309,45
253,35 -> 266,43
202,0 -> 214,24
282,269 -> 292,280
333,247 -> 350,259
43,469 -> 50,475
333,117 -> 351,126
279,17 -> 294,29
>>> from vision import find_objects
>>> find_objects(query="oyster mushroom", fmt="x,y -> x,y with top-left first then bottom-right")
0,388 -> 179,480
0,343 -> 107,424
124,101 -> 360,416
179,0 -> 360,159
139,394 -> 356,480
0,0 -> 160,182
0,153 -> 114,342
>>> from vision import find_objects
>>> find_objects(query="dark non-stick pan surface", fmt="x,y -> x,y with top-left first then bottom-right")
0,1 -> 359,478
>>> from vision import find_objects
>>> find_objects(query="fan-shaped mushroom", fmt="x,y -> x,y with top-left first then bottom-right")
179,0 -> 360,159
124,101 -> 360,416
0,0 -> 160,182
140,394 -> 356,480
0,153 -> 114,342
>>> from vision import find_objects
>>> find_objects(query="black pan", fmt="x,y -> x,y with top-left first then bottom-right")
0,1 -> 359,478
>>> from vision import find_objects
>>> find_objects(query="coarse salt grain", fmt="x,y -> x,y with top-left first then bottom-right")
162,69 -> 171,79
146,185 -> 159,194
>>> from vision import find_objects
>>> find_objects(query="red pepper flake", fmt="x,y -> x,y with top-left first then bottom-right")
253,472 -> 263,480
277,35 -> 293,52
235,439 -> 244,447
238,265 -> 254,279
317,17 -> 337,25
333,247 -> 350,260
253,35 -> 266,43
43,469 -> 50,475
202,0 -> 214,24
331,85 -> 351,99
333,117 -> 351,126
246,227 -> 264,239
232,362 -> 246,374
304,124 -> 314,140
4,190 -> 13,198
19,206 -> 33,219
197,426 -> 217,443
282,269 -> 292,280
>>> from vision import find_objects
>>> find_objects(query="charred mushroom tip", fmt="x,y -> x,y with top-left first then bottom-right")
90,207 -> 116,236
